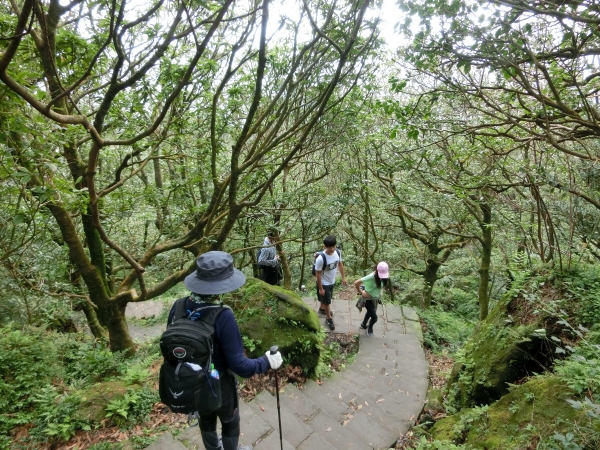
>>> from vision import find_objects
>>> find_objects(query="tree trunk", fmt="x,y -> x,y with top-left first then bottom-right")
298,216 -> 307,289
422,259 -> 441,308
81,300 -> 108,342
478,203 -> 493,321
361,189 -> 370,272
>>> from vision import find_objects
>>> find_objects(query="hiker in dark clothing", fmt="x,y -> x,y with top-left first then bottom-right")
167,251 -> 283,450
257,231 -> 280,285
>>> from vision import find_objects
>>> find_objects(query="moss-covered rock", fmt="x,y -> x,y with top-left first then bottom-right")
75,380 -> 133,423
431,376 -> 599,449
425,389 -> 445,416
446,277 -> 560,409
223,278 -> 321,374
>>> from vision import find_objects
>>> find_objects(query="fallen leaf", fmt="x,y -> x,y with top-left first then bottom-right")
260,405 -> 265,411
326,426 -> 332,432
357,405 -> 363,410
376,399 -> 384,403
338,393 -> 342,399
365,401 -> 369,406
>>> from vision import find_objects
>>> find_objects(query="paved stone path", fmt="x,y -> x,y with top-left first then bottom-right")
143,296 -> 429,450
125,299 -> 170,342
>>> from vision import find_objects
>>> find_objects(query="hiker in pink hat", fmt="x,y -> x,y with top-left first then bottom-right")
353,262 -> 391,337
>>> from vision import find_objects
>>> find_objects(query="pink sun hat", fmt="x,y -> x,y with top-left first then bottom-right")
377,261 -> 389,279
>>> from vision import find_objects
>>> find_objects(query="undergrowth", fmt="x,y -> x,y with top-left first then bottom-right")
419,306 -> 476,355
417,264 -> 600,450
0,325 -> 161,449
314,329 -> 358,379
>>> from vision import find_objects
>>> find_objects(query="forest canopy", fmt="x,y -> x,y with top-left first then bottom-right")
1,0 -> 599,356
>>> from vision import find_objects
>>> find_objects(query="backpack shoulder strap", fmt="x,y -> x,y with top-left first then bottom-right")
336,248 -> 340,258
195,304 -> 229,326
172,297 -> 189,323
320,251 -> 332,270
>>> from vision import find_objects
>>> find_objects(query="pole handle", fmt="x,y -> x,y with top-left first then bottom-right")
270,345 -> 278,355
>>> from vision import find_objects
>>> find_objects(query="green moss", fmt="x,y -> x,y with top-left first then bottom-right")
432,376 -> 599,449
425,389 -> 445,415
75,380 -> 133,423
446,275 -> 558,409
224,278 -> 321,373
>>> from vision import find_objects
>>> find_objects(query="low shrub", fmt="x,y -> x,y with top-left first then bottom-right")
419,306 -> 476,354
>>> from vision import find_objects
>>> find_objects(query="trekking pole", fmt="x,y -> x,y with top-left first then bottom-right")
270,345 -> 283,450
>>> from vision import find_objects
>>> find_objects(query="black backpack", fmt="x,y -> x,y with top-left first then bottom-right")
311,249 -> 341,276
158,298 -> 228,415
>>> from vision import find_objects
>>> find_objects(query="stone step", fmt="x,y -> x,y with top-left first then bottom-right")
247,390 -> 313,449
146,432 -> 188,450
310,371 -> 405,437
173,401 -> 277,450
279,382 -> 370,449
300,380 -> 393,449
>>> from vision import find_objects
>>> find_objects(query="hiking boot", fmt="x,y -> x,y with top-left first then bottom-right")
319,308 -> 333,317
326,318 -> 335,330
359,323 -> 367,331
367,329 -> 374,337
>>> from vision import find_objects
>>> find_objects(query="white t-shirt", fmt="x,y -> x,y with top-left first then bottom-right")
314,249 -> 341,286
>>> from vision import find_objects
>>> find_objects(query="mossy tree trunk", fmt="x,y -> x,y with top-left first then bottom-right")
477,202 -> 493,320
422,258 -> 441,308
464,195 -> 494,321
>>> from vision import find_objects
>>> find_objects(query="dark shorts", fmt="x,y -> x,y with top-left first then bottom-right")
317,284 -> 334,305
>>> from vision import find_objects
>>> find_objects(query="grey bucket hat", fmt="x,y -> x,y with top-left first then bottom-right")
184,251 -> 246,295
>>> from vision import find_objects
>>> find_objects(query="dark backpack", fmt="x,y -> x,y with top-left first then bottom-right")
158,298 -> 228,415
311,249 -> 341,276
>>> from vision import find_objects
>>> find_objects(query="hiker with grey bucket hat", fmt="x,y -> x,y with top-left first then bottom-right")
166,251 -> 283,450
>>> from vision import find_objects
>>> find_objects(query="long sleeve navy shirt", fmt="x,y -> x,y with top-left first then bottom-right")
167,298 -> 269,378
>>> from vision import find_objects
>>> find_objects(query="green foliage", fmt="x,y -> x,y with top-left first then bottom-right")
555,356 -> 600,396
0,325 -> 63,437
415,439 -> 474,450
105,388 -> 158,428
29,387 -> 90,442
242,335 -> 262,353
129,434 -> 158,449
547,433 -> 582,450
559,265 -> 600,326
419,306 -> 476,354
0,324 -> 161,446
62,342 -> 127,383
313,330 -> 358,379
89,442 -> 123,450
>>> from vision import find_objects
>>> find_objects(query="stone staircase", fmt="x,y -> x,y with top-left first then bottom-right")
145,297 -> 429,450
